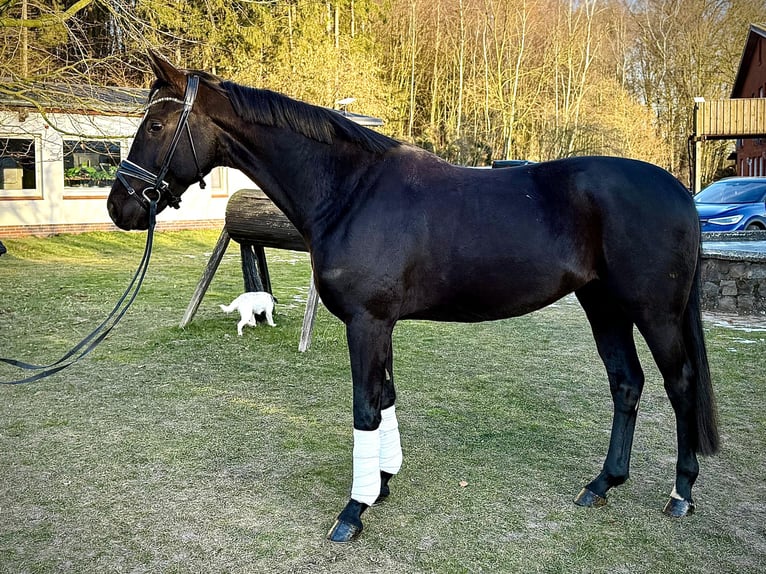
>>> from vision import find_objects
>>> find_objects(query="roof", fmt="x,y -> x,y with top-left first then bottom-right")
334,109 -> 384,127
0,80 -> 385,126
731,23 -> 766,98
0,82 -> 149,116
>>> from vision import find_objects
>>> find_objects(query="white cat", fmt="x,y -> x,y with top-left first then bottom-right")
219,292 -> 276,336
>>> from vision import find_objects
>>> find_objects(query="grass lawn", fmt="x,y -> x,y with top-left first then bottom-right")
0,229 -> 764,573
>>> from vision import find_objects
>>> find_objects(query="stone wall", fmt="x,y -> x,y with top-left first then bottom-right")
701,232 -> 766,316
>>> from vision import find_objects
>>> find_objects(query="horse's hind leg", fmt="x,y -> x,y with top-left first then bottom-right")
575,283 -> 645,508
637,318 -> 701,517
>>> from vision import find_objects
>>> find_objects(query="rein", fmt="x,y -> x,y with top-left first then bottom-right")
1,200 -> 158,385
1,74 -> 204,384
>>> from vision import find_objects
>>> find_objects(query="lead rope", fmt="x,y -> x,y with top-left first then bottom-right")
0,199 -> 158,385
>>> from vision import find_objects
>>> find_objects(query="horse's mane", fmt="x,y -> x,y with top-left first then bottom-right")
149,70 -> 399,154
217,79 -> 399,155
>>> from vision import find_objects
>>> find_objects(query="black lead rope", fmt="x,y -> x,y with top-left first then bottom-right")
0,200 -> 158,385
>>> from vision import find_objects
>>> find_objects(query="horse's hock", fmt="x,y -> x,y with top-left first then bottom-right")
181,189 -> 320,351
701,231 -> 766,316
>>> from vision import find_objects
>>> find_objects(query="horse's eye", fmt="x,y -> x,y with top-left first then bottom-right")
148,121 -> 163,134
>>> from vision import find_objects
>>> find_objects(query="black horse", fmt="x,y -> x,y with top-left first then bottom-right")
108,53 -> 719,543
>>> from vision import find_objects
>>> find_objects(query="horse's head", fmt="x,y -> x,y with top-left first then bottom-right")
107,52 -> 221,230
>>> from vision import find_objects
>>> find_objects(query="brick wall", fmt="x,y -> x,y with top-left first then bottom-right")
0,219 -> 224,238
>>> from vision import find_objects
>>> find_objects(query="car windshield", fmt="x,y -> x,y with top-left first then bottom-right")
695,180 -> 766,204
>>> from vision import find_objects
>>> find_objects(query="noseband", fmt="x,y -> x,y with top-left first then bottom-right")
116,74 -> 206,211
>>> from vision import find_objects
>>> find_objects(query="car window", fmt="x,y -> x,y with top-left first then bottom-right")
695,181 -> 766,204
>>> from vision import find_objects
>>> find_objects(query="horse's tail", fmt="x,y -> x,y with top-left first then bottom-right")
685,247 -> 720,456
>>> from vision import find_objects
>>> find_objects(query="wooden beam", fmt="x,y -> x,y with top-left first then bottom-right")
696,99 -> 766,139
180,228 -> 230,328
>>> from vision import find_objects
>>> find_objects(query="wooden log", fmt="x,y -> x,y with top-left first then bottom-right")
298,273 -> 321,353
240,243 -> 266,293
225,189 -> 307,252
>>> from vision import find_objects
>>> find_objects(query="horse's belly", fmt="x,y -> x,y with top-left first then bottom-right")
401,269 -> 585,322
404,304 -> 538,322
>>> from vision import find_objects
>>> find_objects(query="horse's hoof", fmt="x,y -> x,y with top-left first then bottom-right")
663,497 -> 695,517
574,487 -> 608,508
326,519 -> 363,543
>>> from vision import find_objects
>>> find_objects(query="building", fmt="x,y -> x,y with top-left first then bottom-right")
0,82 -> 251,238
732,23 -> 766,176
0,82 -> 384,238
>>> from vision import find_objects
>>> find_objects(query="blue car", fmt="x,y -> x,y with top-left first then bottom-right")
695,177 -> 766,232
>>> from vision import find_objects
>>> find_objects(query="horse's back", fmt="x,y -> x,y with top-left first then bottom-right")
445,155 -> 698,278
443,156 -> 698,318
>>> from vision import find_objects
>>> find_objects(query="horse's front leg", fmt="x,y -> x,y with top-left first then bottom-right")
326,316 -> 401,543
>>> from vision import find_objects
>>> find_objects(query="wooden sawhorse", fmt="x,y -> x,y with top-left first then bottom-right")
179,189 -> 320,352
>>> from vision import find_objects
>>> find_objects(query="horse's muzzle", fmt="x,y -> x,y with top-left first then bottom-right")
107,194 -> 150,231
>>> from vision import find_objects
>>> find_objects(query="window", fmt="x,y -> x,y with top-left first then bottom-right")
63,140 -> 120,190
210,166 -> 229,197
0,136 -> 40,198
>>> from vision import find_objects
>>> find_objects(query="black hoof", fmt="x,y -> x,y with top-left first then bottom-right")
574,487 -> 608,508
373,470 -> 393,506
326,519 -> 362,543
372,492 -> 388,506
663,497 -> 695,517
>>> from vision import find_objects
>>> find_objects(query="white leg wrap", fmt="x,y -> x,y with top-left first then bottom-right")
379,405 -> 403,475
351,429 -> 381,506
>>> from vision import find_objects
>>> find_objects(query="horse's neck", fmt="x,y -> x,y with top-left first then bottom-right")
222,130 -> 326,233
221,127 -> 345,238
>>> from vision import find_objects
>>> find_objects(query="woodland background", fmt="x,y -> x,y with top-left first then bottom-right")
2,0 -> 766,185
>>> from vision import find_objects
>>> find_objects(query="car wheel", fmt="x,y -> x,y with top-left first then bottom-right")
745,222 -> 765,231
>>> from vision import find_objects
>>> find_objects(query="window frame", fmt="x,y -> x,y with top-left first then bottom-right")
62,138 -> 124,199
0,134 -> 43,200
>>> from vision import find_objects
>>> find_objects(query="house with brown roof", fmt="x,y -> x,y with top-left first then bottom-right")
0,82 -> 384,238
732,23 -> 766,176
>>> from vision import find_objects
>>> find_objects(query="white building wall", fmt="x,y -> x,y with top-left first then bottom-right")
1,109 -> 256,236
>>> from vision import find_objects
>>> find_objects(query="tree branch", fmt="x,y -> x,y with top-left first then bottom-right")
0,0 -> 95,29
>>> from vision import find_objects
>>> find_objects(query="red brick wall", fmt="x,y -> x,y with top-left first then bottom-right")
0,219 -> 224,238
736,31 -> 766,176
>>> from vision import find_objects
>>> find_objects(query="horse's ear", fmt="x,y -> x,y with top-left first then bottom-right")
147,50 -> 186,94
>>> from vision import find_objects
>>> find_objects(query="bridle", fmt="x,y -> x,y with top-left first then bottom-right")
116,74 -> 206,211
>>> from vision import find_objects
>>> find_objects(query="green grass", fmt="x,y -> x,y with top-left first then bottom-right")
0,230 -> 765,573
